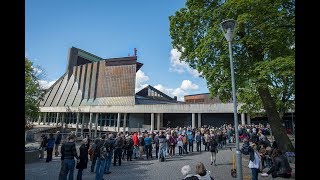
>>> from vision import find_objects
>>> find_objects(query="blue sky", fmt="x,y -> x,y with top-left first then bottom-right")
25,0 -> 209,101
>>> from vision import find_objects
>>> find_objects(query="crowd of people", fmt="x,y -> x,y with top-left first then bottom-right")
240,129 -> 293,179
36,123 -> 293,180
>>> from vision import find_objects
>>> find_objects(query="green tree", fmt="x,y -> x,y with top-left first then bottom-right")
169,0 -> 295,152
25,58 -> 45,125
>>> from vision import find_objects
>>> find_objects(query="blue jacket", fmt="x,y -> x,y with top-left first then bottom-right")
47,138 -> 55,148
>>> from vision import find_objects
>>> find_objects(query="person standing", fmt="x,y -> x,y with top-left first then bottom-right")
76,138 -> 89,180
195,131 -> 202,152
95,134 -> 107,180
39,134 -> 47,160
168,133 -> 176,157
138,132 -> 145,159
144,133 -> 153,159
209,136 -> 218,166
125,135 -> 134,161
55,131 -> 62,157
182,134 -> 188,154
46,133 -> 55,162
248,143 -> 262,180
154,132 -> 160,159
90,138 -> 100,173
103,133 -> 115,175
158,131 -> 167,161
113,134 -> 124,166
132,132 -> 139,159
177,134 -> 183,155
60,134 -> 79,180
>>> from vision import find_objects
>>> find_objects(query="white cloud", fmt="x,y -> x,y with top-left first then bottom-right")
169,48 -> 201,77
154,80 -> 199,101
180,80 -> 199,90
135,70 -> 150,92
32,66 -> 43,75
154,84 -> 174,96
38,79 -> 57,89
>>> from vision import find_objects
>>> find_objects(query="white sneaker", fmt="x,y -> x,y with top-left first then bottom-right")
261,173 -> 269,177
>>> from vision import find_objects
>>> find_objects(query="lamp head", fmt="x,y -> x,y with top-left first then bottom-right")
220,19 -> 237,42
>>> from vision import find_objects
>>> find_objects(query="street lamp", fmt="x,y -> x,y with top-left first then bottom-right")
220,19 -> 243,180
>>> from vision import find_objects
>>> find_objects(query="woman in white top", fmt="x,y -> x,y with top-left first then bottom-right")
248,143 -> 262,180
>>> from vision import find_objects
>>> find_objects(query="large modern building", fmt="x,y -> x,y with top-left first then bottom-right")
34,47 -> 264,136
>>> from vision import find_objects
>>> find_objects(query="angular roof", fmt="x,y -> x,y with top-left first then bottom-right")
135,85 -> 181,104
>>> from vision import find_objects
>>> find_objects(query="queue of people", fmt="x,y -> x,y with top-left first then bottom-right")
35,122 -> 293,180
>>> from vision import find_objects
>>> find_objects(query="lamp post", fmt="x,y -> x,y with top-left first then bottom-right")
220,19 -> 243,180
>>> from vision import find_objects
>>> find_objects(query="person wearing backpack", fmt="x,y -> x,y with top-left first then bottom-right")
104,133 -> 115,175
46,133 -> 55,162
209,136 -> 218,166
113,134 -> 124,166
125,135 -> 134,161
90,138 -> 100,173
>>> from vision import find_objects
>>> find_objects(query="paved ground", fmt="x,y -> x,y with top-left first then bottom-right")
25,141 -> 295,180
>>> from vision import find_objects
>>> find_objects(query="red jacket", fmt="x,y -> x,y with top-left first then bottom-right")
132,133 -> 139,146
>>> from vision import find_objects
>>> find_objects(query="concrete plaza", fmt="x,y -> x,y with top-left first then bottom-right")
25,142 -> 295,180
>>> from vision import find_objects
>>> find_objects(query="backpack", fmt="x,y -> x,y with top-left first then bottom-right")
209,137 -> 217,152
99,141 -> 110,159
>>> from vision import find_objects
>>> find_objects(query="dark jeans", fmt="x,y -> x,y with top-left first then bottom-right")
183,144 -> 188,154
251,168 -> 259,180
155,146 -> 159,158
77,169 -> 83,180
169,145 -> 175,156
126,150 -> 133,161
58,160 -> 65,180
205,142 -> 209,151
95,157 -> 106,180
145,145 -> 152,159
196,142 -> 201,152
113,148 -> 122,166
46,148 -> 53,162
178,146 -> 183,155
62,159 -> 75,180
188,142 -> 193,152
91,155 -> 97,172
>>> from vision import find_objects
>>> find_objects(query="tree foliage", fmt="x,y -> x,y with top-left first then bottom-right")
25,58 -> 45,122
169,0 -> 295,151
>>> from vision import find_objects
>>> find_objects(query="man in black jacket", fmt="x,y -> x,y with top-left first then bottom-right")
60,134 -> 79,180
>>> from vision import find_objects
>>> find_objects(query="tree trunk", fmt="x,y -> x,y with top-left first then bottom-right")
257,85 -> 295,152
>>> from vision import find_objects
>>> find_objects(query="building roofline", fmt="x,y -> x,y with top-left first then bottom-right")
184,93 -> 210,97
